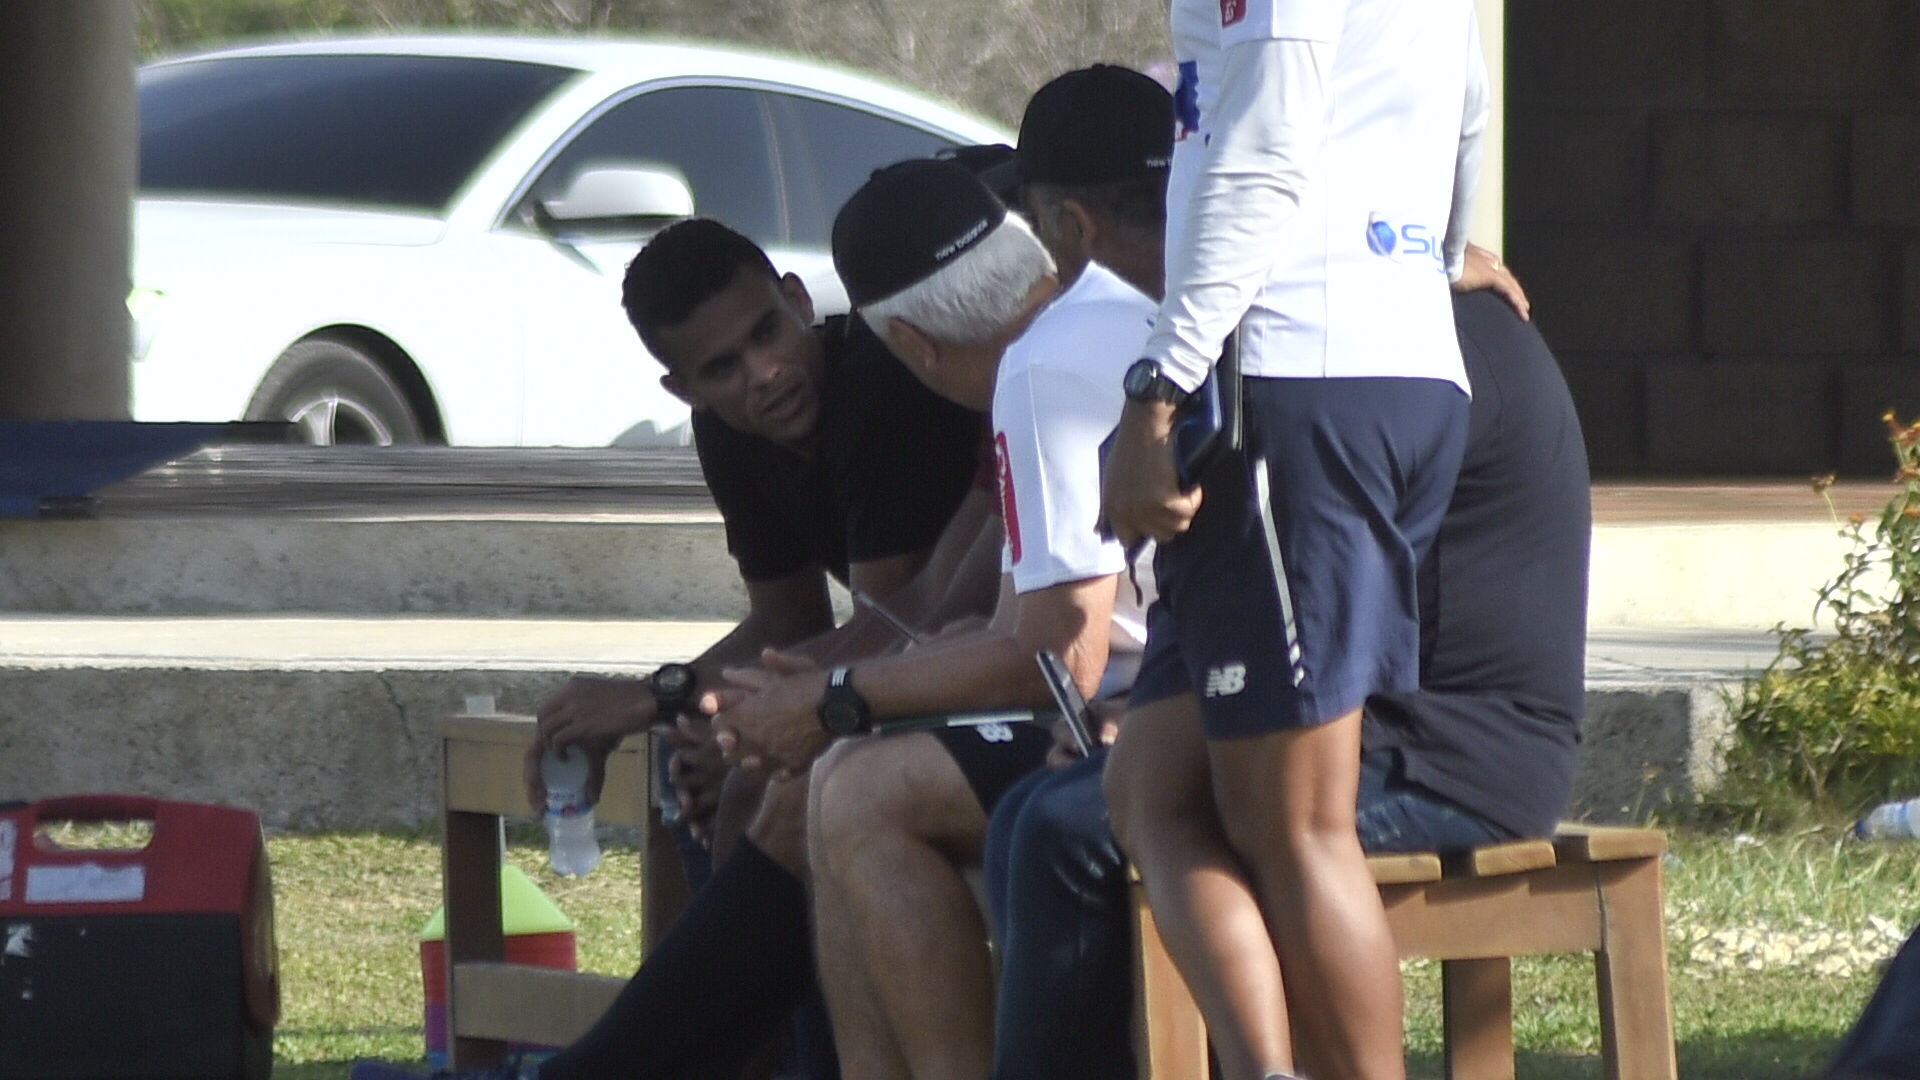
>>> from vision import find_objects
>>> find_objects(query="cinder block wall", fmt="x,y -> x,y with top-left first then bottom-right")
1507,0 -> 1920,476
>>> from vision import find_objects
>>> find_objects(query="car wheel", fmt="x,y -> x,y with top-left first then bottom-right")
246,337 -> 426,446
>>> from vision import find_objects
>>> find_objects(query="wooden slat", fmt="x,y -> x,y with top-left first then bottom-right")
1381,864 -> 1604,959
1447,838 -> 1557,879
451,962 -> 629,1046
1554,826 -> 1666,863
442,716 -> 651,827
1368,850 -> 1444,884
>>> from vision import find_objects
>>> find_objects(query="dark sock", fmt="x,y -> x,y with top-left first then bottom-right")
539,840 -> 814,1080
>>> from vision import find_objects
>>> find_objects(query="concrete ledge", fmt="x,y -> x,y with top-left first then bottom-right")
1,514 -> 1867,631
0,516 -> 747,619
1573,684 -> 1732,822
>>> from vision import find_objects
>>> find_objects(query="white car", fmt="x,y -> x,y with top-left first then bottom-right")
132,37 -> 1006,446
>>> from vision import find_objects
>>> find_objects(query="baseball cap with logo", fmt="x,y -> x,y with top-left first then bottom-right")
832,157 -> 1008,308
1013,64 -> 1173,187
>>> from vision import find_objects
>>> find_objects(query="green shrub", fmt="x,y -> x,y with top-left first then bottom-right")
1708,412 -> 1920,828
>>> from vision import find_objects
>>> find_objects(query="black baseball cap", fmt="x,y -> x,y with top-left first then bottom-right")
1015,65 -> 1173,186
832,157 -> 1007,308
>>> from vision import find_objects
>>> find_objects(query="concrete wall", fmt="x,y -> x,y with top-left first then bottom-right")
0,664 -> 1730,829
1508,0 -> 1920,476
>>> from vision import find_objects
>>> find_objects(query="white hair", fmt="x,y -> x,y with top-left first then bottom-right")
860,214 -> 1056,345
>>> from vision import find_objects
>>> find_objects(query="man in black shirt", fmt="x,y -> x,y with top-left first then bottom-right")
355,219 -> 995,1080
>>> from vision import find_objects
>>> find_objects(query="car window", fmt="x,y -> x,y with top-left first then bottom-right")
526,86 -> 785,246
767,93 -> 957,248
139,55 -> 575,211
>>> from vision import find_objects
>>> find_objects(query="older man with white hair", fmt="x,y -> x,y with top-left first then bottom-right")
710,138 -> 1167,1080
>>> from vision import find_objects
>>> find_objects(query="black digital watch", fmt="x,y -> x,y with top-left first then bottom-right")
1123,359 -> 1191,406
647,662 -> 697,721
816,667 -> 874,736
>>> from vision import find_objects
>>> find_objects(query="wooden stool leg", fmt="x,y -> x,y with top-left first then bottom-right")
1593,859 -> 1677,1080
443,807 -> 507,1069
1442,957 -> 1514,1080
641,805 -> 691,953
1133,883 -> 1208,1080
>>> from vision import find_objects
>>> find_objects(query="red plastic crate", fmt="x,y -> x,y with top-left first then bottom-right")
0,795 -> 278,1080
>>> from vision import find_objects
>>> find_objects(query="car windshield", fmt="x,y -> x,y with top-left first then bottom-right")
139,53 -> 576,211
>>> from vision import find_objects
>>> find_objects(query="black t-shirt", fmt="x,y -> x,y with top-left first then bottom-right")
1363,290 -> 1591,839
693,314 -> 985,585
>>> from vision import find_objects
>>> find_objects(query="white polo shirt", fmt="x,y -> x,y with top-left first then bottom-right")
1148,0 -> 1488,393
993,262 -> 1158,660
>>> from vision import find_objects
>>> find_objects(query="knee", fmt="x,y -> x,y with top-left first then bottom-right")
807,739 -> 904,874
1019,768 -> 1124,888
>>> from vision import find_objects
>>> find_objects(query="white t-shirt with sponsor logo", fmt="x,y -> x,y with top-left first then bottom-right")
1148,0 -> 1488,392
993,262 -> 1158,663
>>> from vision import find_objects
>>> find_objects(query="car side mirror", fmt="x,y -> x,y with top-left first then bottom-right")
538,165 -> 695,227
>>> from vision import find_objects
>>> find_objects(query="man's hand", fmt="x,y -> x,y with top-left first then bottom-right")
1454,242 -> 1530,320
707,649 -> 832,772
1100,399 -> 1203,547
523,675 -> 654,815
660,715 -> 727,843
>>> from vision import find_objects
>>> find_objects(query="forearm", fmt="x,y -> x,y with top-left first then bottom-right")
1146,37 -> 1331,390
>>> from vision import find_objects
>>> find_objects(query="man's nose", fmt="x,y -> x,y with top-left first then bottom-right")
744,346 -> 784,386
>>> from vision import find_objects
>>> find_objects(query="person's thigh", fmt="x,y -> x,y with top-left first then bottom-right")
1353,749 -> 1515,855
983,766 -> 1051,949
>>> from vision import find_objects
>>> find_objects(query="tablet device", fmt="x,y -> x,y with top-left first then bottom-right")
1034,651 -> 1096,756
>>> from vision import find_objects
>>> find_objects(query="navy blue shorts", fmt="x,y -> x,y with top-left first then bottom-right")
1130,376 -> 1467,739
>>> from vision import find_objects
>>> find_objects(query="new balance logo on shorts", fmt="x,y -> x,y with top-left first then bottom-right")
975,722 -> 1015,743
1203,663 -> 1247,698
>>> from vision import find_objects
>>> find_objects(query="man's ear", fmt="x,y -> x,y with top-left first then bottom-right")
1061,197 -> 1100,258
779,272 -> 816,326
882,317 -> 940,375
660,371 -> 701,409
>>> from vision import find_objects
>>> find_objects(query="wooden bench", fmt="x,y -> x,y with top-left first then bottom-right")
437,714 -> 688,1069
1132,827 -> 1677,1080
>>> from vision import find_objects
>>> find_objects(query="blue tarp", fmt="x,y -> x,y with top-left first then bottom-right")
0,420 -> 235,518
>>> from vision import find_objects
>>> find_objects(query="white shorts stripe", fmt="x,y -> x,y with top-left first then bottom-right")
1252,456 -> 1307,688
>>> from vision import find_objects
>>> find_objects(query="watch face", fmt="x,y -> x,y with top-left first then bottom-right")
651,663 -> 694,698
821,702 -> 862,736
1124,360 -> 1158,397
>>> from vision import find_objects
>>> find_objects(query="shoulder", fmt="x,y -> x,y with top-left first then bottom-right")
1007,268 -> 1156,377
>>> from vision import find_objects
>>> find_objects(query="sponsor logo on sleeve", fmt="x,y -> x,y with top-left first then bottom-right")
1221,0 -> 1246,27
995,431 -> 1022,564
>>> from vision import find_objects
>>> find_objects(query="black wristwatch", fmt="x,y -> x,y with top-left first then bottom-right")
648,662 -> 697,720
817,667 -> 873,736
1123,359 -> 1190,406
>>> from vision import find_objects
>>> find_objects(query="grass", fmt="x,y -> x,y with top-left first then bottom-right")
265,826 -> 1920,1079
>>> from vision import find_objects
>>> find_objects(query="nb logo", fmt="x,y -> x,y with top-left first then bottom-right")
1203,664 -> 1247,698
976,722 -> 1015,743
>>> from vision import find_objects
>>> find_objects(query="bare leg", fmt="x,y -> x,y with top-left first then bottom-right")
1106,693 -> 1294,1080
810,733 -> 996,1080
1209,709 -> 1403,1080
809,742 -> 913,1080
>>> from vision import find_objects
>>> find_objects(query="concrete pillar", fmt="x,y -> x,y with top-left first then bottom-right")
1472,0 -> 1505,252
0,1 -> 135,421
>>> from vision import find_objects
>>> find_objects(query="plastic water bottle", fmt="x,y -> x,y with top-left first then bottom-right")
541,746 -> 601,876
1854,797 -> 1920,840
